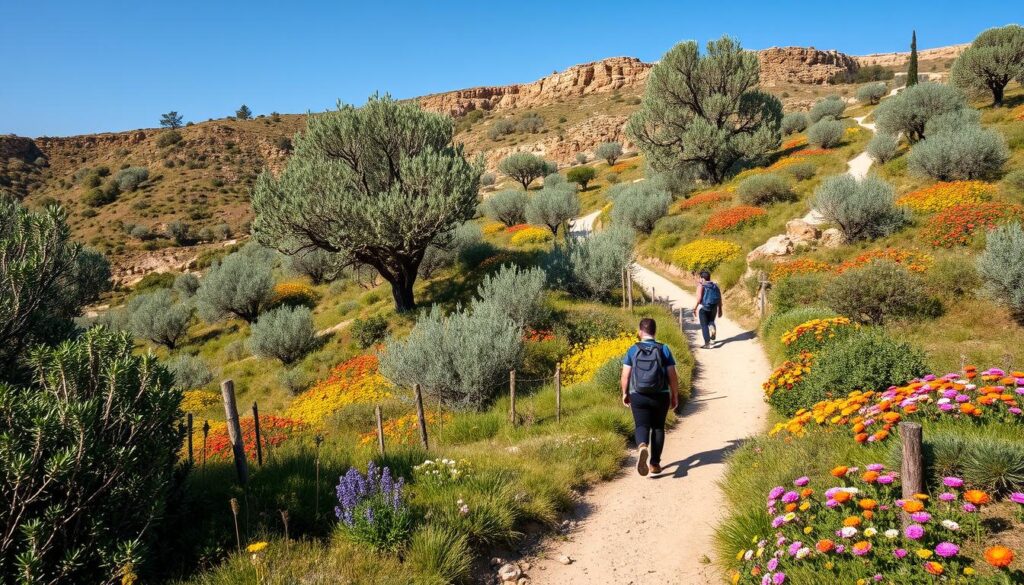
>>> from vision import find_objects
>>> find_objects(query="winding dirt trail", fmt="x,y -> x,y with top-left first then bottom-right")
529,259 -> 770,584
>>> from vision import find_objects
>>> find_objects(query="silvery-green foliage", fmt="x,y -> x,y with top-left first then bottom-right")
977,222 -> 1024,320
526,183 -> 580,235
950,25 -> 1024,106
923,108 -> 981,138
867,133 -> 900,163
627,36 -> 782,183
595,141 -> 623,165
480,172 -> 496,186
113,166 -> 149,191
575,152 -> 589,165
287,248 -> 345,285
781,112 -> 808,135
247,305 -> 317,365
543,172 -> 569,188
474,264 -> 548,328
808,96 -> 846,123
609,181 -> 671,234
481,189 -> 528,226
165,353 -> 213,390
173,272 -> 200,297
498,152 -> 557,190
908,125 -> 1009,181
737,173 -> 793,206
379,303 -> 522,410
807,118 -> 845,148
874,82 -> 967,142
195,248 -> 274,323
128,289 -> 194,349
547,226 -> 635,299
419,222 -> 482,278
813,175 -> 907,241
856,82 -> 888,105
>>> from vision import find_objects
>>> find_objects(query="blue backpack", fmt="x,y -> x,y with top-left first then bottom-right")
701,282 -> 721,307
629,342 -> 667,394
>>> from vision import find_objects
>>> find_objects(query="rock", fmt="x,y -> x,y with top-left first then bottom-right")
498,563 -> 522,583
747,235 -> 794,262
556,555 -> 573,565
855,44 -> 967,68
518,579 -> 529,585
786,219 -> 820,243
820,228 -> 846,248
757,47 -> 858,86
490,558 -> 505,568
520,562 -> 532,571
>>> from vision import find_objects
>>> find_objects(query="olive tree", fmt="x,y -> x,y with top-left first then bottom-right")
951,25 -> 1024,106
474,264 -> 548,329
418,222 -> 481,278
287,248 -> 345,285
526,183 -> 580,235
128,289 -> 194,349
195,246 -> 275,323
867,133 -> 900,163
908,125 -> 1009,181
481,189 -> 528,226
874,82 -> 967,142
856,82 -> 888,105
807,118 -> 845,148
247,305 -> 318,364
566,166 -> 597,190
609,182 -> 672,233
808,96 -> 846,123
781,112 -> 808,135
627,36 -> 783,183
977,222 -> 1024,321
812,175 -> 907,242
498,152 -> 557,190
251,94 -> 482,312
595,141 -> 623,166
547,226 -> 635,299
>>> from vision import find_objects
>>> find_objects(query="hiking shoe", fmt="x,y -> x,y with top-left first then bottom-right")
649,464 -> 663,476
636,444 -> 650,477
710,323 -> 717,340
701,343 -> 712,349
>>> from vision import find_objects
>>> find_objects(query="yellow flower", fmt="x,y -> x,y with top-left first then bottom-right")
916,548 -> 933,559
510,227 -> 553,246
247,541 -> 269,554
898,181 -> 995,213
803,525 -> 813,534
181,390 -> 220,413
672,239 -> 741,273
561,333 -> 634,385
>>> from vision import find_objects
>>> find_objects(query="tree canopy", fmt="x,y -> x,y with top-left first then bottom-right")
498,152 -> 557,190
159,111 -> 183,129
951,25 -> 1024,106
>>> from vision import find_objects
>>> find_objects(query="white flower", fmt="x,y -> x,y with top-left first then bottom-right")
744,550 -> 754,561
840,526 -> 858,538
795,547 -> 811,560
937,398 -> 951,404
941,520 -> 960,531
864,527 -> 877,537
884,529 -> 899,539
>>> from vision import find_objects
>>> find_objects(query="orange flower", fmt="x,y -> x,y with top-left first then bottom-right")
800,488 -> 814,498
862,510 -> 874,520
859,498 -> 877,511
831,466 -> 849,478
923,561 -> 944,576
882,412 -> 901,424
852,541 -> 872,555
785,503 -> 798,512
964,490 -> 991,506
902,500 -> 925,513
984,546 -> 1014,568
833,491 -> 852,504
843,516 -> 862,527
816,539 -> 835,553
861,471 -> 879,483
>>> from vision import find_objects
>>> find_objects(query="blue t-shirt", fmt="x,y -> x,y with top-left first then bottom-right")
622,340 -> 676,394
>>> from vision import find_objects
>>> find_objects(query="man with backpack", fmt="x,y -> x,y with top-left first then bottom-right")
621,318 -> 680,477
692,270 -> 723,350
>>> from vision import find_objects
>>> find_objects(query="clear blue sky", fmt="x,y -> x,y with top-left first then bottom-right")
1,1 -> 1018,137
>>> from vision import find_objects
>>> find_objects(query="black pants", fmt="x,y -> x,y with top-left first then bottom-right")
630,392 -> 670,466
698,305 -> 718,345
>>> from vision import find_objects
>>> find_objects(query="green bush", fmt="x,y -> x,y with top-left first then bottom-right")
114,166 -> 149,191
1003,169 -> 1024,193
350,315 -> 389,348
127,289 -> 194,349
769,274 -> 827,314
480,172 -> 496,186
856,82 -> 888,105
81,187 -> 115,207
923,108 -> 981,138
605,172 -> 619,184
173,272 -> 200,297
481,189 -> 528,226
406,526 -> 473,584
575,152 -> 589,165
164,353 -> 213,390
156,130 -> 182,148
825,260 -> 940,324
806,118 -> 845,148
497,152 -> 556,190
977,222 -> 1024,321
867,132 -> 900,163
566,166 -> 597,190
781,112 -> 808,135
487,118 -> 516,140
907,125 -> 1009,181
608,181 -> 671,233
812,175 -> 907,241
288,248 -> 345,284
595,141 -> 623,166
195,246 -> 275,323
784,161 -> 816,181
420,222 -> 482,278
808,96 -> 845,123
737,173 -> 794,206
925,256 -> 980,299
526,183 -> 580,235
874,82 -> 967,142
516,112 -> 545,134
166,220 -> 191,245
546,226 -> 634,300
247,305 -> 318,364
474,264 -> 548,329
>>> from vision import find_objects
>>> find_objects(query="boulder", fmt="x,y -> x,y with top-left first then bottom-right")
820,228 -> 846,248
498,563 -> 522,583
747,235 -> 794,262
786,219 -> 820,243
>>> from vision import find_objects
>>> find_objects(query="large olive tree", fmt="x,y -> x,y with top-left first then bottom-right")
252,94 -> 482,312
627,36 -> 783,184
951,25 -> 1024,106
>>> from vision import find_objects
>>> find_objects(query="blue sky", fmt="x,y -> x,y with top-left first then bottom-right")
1,1 -> 1019,137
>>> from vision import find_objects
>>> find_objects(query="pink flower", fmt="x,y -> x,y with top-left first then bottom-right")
1010,407 -> 1023,415
1010,492 -> 1024,505
767,557 -> 779,571
772,573 -> 786,585
894,548 -> 908,559
794,476 -> 810,487
935,542 -> 959,558
962,503 -> 978,513
943,477 -> 964,488
769,486 -> 785,500
782,491 -> 800,504
910,512 -> 932,523
866,464 -> 884,472
938,492 -> 956,502
877,475 -> 895,485
904,524 -> 925,540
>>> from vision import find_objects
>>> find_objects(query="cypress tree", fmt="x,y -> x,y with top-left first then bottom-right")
907,31 -> 919,87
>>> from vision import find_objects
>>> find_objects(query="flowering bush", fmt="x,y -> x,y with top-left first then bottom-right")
272,281 -> 320,308
180,390 -> 220,414
506,223 -> 532,233
729,464 -> 1018,584
335,462 -> 412,552
672,239 -> 742,273
770,366 -> 1024,443
286,355 -> 392,425
524,327 -> 555,342
562,333 -> 634,385
780,317 -> 857,357
763,352 -> 815,401
792,148 -> 833,157
782,137 -> 808,150
509,226 -> 553,245
202,415 -> 306,461
610,161 -> 636,173
770,259 -> 833,283
702,206 -> 767,234
359,411 -> 450,447
679,191 -> 732,210
413,458 -> 472,486
923,203 -> 1024,247
835,248 -> 932,274
482,221 -> 506,235
897,181 -> 996,213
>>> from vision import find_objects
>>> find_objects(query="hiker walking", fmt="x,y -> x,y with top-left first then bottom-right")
621,318 -> 680,477
693,270 -> 723,349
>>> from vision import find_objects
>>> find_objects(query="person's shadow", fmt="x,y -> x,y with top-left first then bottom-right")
652,439 -> 746,479
712,330 -> 757,348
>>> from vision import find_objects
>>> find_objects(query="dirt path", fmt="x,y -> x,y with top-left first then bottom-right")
802,113 -> 877,226
529,264 -> 770,584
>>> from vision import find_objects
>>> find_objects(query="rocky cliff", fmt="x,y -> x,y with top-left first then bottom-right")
757,47 -> 859,86
855,44 -> 968,67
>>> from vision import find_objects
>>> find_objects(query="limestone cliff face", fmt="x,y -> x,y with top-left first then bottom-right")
757,47 -> 859,86
855,44 -> 967,67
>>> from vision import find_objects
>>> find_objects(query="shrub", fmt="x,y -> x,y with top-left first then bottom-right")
575,152 -> 588,165
419,222 -> 482,278
156,130 -> 182,147
195,247 -> 275,323
165,353 -> 213,390
784,161 -> 816,181
510,226 -> 553,245
867,132 -> 900,163
781,112 -> 808,135
274,136 -> 293,152
672,238 -> 740,273
874,82 -> 967,142
480,172 -> 496,186
702,206 -> 766,234
923,108 -> 981,138
780,316 -> 857,358
737,173 -> 793,206
769,273 -> 827,313
566,166 -> 597,190
1003,169 -> 1024,193
761,306 -> 837,349
287,248 -> 344,284
474,264 -> 548,329
907,125 -> 1009,181
808,96 -> 845,123
81,187 -> 115,207
856,82 -> 888,105
609,181 -> 672,233
806,118 -> 845,148
127,289 -> 194,349
825,260 -> 939,324
925,256 -> 981,298
114,166 -> 148,191
516,112 -> 545,134
0,328 -> 182,584
487,118 -> 516,140
595,141 -> 623,166
605,172 -> 619,184
481,189 -> 528,226
977,222 -> 1024,320
546,226 -> 635,299
129,224 -> 153,240
526,183 -> 580,235
334,463 -> 412,552
813,175 -> 907,241
166,220 -> 191,245
351,315 -> 389,348
497,152 -> 556,190
379,303 -> 522,409
247,305 -> 318,364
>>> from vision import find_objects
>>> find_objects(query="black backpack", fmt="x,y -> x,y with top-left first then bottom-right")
629,342 -> 667,394
702,282 -> 721,307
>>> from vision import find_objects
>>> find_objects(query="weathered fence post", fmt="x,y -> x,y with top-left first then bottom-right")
757,271 -> 769,317
414,384 -> 429,450
374,405 -> 386,455
650,286 -> 655,305
678,308 -> 684,333
252,402 -> 263,466
627,270 -> 634,311
186,413 -> 194,466
555,363 -> 562,424
899,422 -> 924,525
509,370 -> 517,426
621,267 -> 627,310
220,380 -> 248,486
201,420 -> 210,471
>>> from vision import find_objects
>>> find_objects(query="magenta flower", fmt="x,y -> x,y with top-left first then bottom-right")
904,524 -> 925,540
788,541 -> 803,556
866,463 -> 884,472
910,512 -> 932,523
894,548 -> 908,559
942,389 -> 958,399
767,557 -> 779,571
935,542 -> 959,558
769,486 -> 785,500
771,515 -> 785,528
835,545 -> 846,554
794,476 -> 810,487
772,572 -> 786,585
943,477 -> 964,488
877,475 -> 895,485
962,503 -> 978,513
782,491 -> 800,504
938,492 -> 956,502
955,394 -> 970,403
1010,492 -> 1024,505
939,404 -> 955,412
1011,407 -> 1023,415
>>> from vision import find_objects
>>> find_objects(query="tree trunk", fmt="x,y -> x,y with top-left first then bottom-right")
992,84 -> 1004,107
388,276 -> 416,313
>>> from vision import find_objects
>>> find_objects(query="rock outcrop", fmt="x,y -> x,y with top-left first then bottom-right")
0,134 -> 45,163
479,114 -> 635,169
855,44 -> 968,67
418,57 -> 652,116
757,47 -> 859,86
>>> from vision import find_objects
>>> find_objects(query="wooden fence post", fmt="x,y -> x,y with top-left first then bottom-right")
899,422 -> 924,525
555,364 -> 562,424
202,420 -> 210,471
374,405 -> 386,455
509,370 -> 517,426
414,384 -> 429,450
678,308 -> 684,333
186,413 -> 194,466
220,380 -> 248,486
627,271 -> 634,311
621,267 -> 627,310
650,286 -> 655,305
252,402 -> 263,466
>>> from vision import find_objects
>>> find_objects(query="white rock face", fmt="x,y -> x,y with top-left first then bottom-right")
747,235 -> 794,262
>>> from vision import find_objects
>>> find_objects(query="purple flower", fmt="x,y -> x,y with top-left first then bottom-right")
955,394 -> 970,403
794,476 -> 810,487
866,463 -> 884,472
943,477 -> 964,488
826,499 -> 839,509
767,557 -> 779,571
788,541 -> 803,556
939,403 -> 955,412
924,374 -> 937,381
772,572 -> 786,585
873,575 -> 883,582
824,487 -> 840,499
772,515 -> 785,528
938,492 -> 956,502
962,503 -> 978,513
782,491 -> 800,504
1010,492 -> 1024,505
910,512 -> 932,523
942,389 -> 958,399
877,474 -> 895,485
835,545 -> 846,554
1011,407 -> 1023,415
769,486 -> 785,500
935,542 -> 959,558
894,548 -> 908,559
904,524 -> 925,540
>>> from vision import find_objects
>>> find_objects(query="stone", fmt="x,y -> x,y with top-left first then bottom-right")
757,47 -> 858,86
520,562 -> 532,571
747,235 -> 794,262
556,555 -> 573,565
490,558 -> 505,568
518,579 -> 529,585
498,563 -> 522,582
786,219 -> 820,243
820,228 -> 846,248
